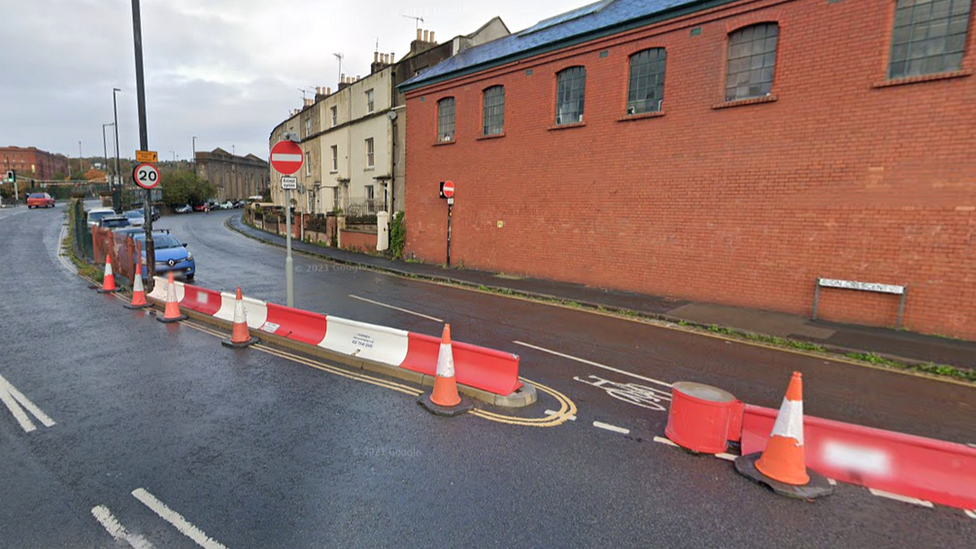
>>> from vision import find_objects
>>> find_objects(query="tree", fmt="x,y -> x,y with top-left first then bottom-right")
160,170 -> 215,207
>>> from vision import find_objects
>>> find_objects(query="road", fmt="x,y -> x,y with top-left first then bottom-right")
0,204 -> 973,548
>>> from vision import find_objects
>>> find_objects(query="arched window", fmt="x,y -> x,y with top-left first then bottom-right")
437,97 -> 455,141
483,86 -> 505,135
627,48 -> 667,114
555,67 -> 586,125
889,0 -> 972,78
725,23 -> 779,101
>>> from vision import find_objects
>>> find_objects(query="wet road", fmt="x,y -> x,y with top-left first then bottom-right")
1,204 -> 974,548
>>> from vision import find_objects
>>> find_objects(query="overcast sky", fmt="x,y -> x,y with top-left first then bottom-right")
1,0 -> 589,162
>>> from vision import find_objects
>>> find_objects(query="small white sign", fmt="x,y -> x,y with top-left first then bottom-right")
818,278 -> 904,295
281,176 -> 298,190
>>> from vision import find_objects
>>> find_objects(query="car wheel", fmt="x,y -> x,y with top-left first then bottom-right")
186,274 -> 195,280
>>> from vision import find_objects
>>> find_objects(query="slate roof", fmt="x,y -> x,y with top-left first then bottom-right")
399,0 -> 733,91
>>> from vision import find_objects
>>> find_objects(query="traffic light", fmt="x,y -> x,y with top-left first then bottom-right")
5,170 -> 15,183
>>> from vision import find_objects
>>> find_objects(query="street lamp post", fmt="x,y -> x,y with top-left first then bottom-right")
102,123 -> 114,186
112,88 -> 122,213
129,0 -> 156,290
191,136 -> 197,174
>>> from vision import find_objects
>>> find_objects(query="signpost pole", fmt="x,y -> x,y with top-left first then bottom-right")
130,0 -> 155,291
446,199 -> 453,268
285,188 -> 294,307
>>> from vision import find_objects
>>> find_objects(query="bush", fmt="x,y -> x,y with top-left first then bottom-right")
389,211 -> 405,259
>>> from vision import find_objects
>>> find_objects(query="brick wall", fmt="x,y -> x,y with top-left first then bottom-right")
403,0 -> 976,338
340,229 -> 377,253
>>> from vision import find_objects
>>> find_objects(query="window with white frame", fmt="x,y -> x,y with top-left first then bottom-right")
725,23 -> 779,101
437,97 -> 455,141
555,66 -> 586,125
888,0 -> 972,79
482,86 -> 505,135
331,145 -> 338,171
365,138 -> 374,168
305,151 -> 311,175
333,187 -> 340,210
627,48 -> 667,114
305,118 -> 311,137
366,89 -> 374,113
331,106 -> 337,127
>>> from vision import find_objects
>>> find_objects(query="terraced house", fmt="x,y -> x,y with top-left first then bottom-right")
399,0 -> 976,339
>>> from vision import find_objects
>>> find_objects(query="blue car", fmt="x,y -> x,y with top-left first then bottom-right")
132,231 -> 196,280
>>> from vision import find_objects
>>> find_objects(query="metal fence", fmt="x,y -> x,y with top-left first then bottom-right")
70,199 -> 94,261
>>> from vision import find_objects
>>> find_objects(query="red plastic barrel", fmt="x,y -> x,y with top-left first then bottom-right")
665,382 -> 739,454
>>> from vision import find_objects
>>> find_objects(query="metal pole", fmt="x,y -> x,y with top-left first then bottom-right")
285,188 -> 294,307
446,200 -> 453,267
78,141 -> 82,176
130,0 -> 155,291
112,88 -> 122,213
102,124 -> 110,185
192,136 -> 196,174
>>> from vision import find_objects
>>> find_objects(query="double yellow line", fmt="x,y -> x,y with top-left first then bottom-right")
184,320 -> 577,427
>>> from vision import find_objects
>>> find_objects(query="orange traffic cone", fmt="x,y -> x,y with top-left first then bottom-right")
156,272 -> 188,323
97,255 -> 119,293
124,260 -> 149,309
419,324 -> 472,416
221,287 -> 258,348
735,372 -> 833,499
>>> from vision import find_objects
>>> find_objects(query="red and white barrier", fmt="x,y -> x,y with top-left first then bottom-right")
739,404 -> 976,510
319,316 -> 410,366
146,277 -> 522,396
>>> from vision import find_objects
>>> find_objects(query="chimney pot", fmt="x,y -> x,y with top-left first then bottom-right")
391,52 -> 395,63
423,30 -> 429,42
374,52 -> 379,62
327,87 -> 331,95
416,28 -> 422,41
430,31 -> 435,43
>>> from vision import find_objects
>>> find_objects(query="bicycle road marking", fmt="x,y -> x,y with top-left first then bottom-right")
574,374 -> 672,411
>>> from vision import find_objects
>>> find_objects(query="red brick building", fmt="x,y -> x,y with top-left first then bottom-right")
400,0 -> 976,339
0,146 -> 69,180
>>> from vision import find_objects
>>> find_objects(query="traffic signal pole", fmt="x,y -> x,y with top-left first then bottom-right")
130,0 -> 156,291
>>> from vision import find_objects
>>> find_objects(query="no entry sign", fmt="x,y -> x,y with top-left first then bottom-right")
441,180 -> 455,199
270,140 -> 304,175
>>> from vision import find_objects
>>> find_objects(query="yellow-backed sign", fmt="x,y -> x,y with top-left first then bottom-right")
135,150 -> 158,163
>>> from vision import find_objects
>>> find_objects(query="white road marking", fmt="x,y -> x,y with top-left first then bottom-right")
0,384 -> 35,432
593,421 -> 630,435
652,435 -> 680,448
827,478 -> 838,486
545,409 -> 576,421
91,505 -> 156,549
868,488 -> 934,508
132,488 -> 229,549
348,294 -> 443,322
967,443 -> 976,449
57,223 -> 77,274
0,372 -> 56,432
965,510 -> 976,519
513,341 -> 673,388
715,453 -> 737,462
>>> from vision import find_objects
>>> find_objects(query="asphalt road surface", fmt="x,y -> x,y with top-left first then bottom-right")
1,204 -> 973,548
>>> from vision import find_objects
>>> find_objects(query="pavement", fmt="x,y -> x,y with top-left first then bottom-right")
228,214 -> 976,369
2,205 -> 975,548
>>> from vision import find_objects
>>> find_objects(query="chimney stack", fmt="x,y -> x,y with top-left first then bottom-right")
423,30 -> 429,42
374,51 -> 379,63
416,28 -> 422,41
391,52 -> 395,63
429,31 -> 435,43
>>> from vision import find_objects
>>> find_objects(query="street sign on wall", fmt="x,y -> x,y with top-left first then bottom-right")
281,176 -> 298,190
270,141 -> 304,175
440,180 -> 455,199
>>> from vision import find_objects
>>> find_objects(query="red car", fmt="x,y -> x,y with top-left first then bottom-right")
27,193 -> 56,208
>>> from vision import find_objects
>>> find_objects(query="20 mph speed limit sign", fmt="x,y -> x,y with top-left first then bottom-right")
132,163 -> 160,190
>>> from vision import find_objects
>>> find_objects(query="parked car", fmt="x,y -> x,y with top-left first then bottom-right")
87,207 -> 117,227
123,209 -> 145,227
233,200 -> 246,209
220,201 -> 234,210
132,231 -> 195,280
175,204 -> 193,214
27,192 -> 56,208
98,215 -> 131,229
193,203 -> 209,212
